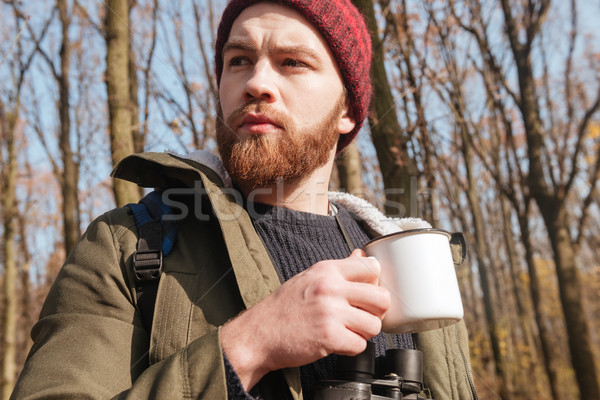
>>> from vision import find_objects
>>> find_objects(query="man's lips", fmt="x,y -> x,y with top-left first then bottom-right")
238,113 -> 282,134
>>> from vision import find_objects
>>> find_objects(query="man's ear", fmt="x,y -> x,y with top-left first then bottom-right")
338,97 -> 356,134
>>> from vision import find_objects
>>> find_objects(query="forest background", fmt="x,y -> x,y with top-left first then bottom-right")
1,0 -> 599,399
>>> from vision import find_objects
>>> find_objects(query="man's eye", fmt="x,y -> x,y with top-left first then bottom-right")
229,57 -> 250,66
283,58 -> 307,68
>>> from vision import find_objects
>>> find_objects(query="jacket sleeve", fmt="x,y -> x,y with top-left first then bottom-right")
11,210 -> 228,400
415,320 -> 478,400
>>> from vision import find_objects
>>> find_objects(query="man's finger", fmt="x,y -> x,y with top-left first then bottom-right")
338,251 -> 381,283
345,282 -> 390,317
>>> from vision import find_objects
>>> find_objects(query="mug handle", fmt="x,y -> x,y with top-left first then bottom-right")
450,232 -> 467,265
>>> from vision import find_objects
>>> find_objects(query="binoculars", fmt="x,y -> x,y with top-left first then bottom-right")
314,342 -> 433,400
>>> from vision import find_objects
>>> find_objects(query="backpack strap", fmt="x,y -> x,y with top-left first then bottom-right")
128,190 -> 177,333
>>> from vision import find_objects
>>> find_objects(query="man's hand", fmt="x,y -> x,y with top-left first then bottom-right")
220,249 -> 391,390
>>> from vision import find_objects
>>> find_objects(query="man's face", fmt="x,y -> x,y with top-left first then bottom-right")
216,2 -> 355,188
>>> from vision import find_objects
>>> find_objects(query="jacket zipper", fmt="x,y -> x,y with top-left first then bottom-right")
455,324 -> 479,399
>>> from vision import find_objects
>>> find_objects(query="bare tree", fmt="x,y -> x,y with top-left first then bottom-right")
105,0 -> 140,206
16,173 -> 34,360
374,0 -> 600,396
24,0 -> 81,255
0,4 -> 38,396
150,0 -> 218,153
498,1 -> 600,396
335,141 -> 364,196
380,0 -> 441,226
352,0 -> 420,218
431,27 -> 511,397
443,0 -> 600,397
129,0 -> 143,157
0,90 -> 19,400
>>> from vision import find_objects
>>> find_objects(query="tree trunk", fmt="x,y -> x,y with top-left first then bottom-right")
16,195 -> 34,359
462,137 -> 511,398
352,0 -> 419,218
105,0 -> 140,206
335,141 -> 363,196
57,0 -> 81,256
517,209 -> 563,400
128,7 -> 144,200
129,2 -> 143,156
443,32 -> 511,394
543,207 -> 599,398
1,107 -> 18,400
389,0 -> 438,226
500,196 -> 543,398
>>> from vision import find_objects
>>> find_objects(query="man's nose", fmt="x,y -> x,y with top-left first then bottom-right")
244,60 -> 277,103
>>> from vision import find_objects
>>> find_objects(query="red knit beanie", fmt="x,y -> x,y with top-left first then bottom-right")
215,0 -> 372,153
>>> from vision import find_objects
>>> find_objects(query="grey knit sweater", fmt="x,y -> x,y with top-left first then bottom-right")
237,202 -> 413,399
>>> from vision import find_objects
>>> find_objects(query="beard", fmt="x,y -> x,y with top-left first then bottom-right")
216,96 -> 344,188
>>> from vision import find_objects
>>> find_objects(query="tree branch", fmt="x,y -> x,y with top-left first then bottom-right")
500,0 -> 524,59
574,143 -> 600,247
525,0 -> 551,50
141,0 -> 158,140
564,85 -> 600,196
12,2 -> 58,81
450,0 -> 519,103
193,0 -> 217,99
73,0 -> 103,36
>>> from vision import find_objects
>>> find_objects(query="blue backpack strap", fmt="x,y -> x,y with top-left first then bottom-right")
127,190 -> 177,333
139,190 -> 176,256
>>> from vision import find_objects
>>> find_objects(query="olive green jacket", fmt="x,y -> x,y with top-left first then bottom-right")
12,152 -> 477,400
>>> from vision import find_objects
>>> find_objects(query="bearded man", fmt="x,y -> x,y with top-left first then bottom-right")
11,1 -> 477,399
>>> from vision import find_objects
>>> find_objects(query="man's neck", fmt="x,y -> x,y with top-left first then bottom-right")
237,156 -> 335,215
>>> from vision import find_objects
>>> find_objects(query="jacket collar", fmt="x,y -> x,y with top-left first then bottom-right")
112,150 -> 431,236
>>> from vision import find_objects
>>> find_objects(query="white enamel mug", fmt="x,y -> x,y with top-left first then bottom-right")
364,229 -> 464,334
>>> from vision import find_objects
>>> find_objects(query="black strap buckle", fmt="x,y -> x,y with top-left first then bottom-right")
133,250 -> 163,282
